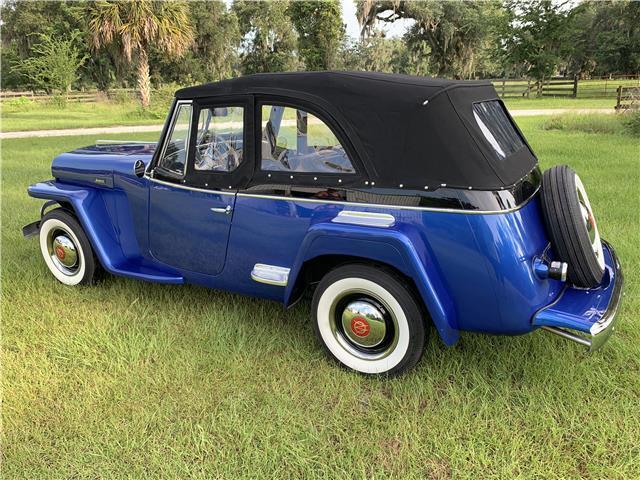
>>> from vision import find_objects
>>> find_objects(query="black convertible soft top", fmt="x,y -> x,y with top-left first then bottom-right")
176,71 -> 537,190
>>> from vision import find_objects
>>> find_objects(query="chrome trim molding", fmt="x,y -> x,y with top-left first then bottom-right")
146,177 -> 237,196
96,140 -> 157,145
332,210 -> 395,227
237,185 -> 540,215
251,264 -> 290,286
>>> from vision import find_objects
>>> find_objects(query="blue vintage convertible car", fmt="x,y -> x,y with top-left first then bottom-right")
24,72 -> 623,375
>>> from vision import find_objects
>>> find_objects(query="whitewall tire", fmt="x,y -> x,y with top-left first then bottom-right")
39,209 -> 98,285
312,264 -> 427,376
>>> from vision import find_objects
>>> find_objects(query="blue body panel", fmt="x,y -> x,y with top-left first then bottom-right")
27,145 -> 619,347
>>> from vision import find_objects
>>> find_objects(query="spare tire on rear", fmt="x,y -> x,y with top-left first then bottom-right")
541,165 -> 605,288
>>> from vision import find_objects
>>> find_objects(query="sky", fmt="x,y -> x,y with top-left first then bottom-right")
221,0 -> 411,40
341,0 -> 412,39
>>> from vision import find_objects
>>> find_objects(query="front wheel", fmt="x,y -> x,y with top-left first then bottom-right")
39,209 -> 98,285
312,264 -> 427,376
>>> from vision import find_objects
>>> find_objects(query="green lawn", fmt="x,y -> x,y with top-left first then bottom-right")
2,118 -> 639,478
1,100 -> 166,132
1,96 -> 621,133
504,96 -> 617,110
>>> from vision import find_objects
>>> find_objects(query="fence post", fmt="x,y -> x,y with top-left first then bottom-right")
572,75 -> 578,98
616,85 -> 622,110
526,79 -> 531,98
502,79 -> 506,98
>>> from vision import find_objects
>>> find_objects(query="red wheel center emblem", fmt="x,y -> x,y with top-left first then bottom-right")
351,317 -> 370,337
55,246 -> 66,260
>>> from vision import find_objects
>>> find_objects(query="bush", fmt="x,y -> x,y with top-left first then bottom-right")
109,89 -> 135,105
621,111 -> 640,137
151,83 -> 182,111
3,96 -> 35,112
47,94 -> 68,109
542,114 -> 626,135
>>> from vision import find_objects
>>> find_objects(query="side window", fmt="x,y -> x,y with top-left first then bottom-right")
260,105 -> 354,174
158,103 -> 192,175
194,106 -> 244,172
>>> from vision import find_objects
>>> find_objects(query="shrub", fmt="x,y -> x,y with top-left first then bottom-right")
110,89 -> 134,105
542,114 -> 624,135
621,111 -> 640,137
3,96 -> 35,112
47,94 -> 68,109
14,31 -> 87,96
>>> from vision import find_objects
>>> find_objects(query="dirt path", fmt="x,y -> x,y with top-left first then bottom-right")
1,108 -> 615,139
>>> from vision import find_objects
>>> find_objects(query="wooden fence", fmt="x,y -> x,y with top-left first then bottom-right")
615,86 -> 640,110
490,75 -> 640,99
3,75 -> 639,102
0,89 -> 136,103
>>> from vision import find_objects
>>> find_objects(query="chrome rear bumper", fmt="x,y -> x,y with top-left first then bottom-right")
534,241 -> 623,351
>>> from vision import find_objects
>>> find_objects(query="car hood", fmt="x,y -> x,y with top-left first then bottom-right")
51,142 -> 157,184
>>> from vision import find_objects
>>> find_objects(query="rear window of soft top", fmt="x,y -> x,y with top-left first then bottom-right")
473,101 -> 525,160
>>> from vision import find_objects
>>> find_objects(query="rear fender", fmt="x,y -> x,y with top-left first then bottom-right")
285,222 -> 459,346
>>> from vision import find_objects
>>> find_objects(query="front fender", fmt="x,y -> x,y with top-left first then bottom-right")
27,180 -> 182,284
28,181 -> 124,270
285,222 -> 459,346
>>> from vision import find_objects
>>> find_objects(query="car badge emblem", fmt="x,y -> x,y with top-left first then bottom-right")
351,317 -> 370,337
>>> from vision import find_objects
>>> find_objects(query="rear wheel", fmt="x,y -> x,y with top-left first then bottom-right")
541,165 -> 605,288
39,209 -> 98,285
312,264 -> 426,376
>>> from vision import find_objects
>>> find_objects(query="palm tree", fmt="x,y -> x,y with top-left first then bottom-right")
88,1 -> 193,108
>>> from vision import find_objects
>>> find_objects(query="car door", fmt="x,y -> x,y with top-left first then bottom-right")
148,97 -> 253,275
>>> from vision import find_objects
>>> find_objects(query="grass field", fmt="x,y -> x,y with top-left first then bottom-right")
1,95 -> 621,133
0,99 -> 167,133
2,117 -> 639,478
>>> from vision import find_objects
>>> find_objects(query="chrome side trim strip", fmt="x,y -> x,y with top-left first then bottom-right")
332,210 -> 395,227
237,185 -> 540,215
96,140 -> 157,144
251,264 -> 290,286
146,177 -> 237,196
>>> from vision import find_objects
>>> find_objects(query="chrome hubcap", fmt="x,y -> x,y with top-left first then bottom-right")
329,290 -> 399,360
47,230 -> 79,275
341,300 -> 387,348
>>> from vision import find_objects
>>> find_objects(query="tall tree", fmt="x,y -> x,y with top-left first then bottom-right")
357,0 -> 504,78
340,34 -> 430,75
498,0 -> 577,80
287,0 -> 344,70
233,0 -> 299,74
88,0 -> 193,108
151,2 -> 241,84
582,1 -> 640,75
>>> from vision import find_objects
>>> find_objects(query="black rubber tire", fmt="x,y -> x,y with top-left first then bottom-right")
311,264 -> 427,376
541,165 -> 604,288
39,209 -> 99,285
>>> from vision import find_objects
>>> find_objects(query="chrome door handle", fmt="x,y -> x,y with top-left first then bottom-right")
210,205 -> 232,215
